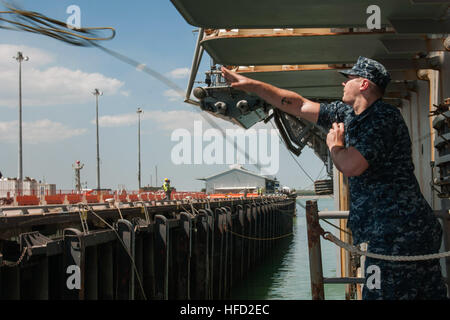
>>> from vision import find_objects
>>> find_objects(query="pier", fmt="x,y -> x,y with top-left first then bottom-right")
0,196 -> 295,300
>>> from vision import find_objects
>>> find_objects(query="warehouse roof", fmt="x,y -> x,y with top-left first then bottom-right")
197,165 -> 277,182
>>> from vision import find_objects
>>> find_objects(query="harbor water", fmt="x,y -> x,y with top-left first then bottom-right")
230,197 -> 346,300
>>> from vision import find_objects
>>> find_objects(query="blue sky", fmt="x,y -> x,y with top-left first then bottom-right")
0,0 -> 327,192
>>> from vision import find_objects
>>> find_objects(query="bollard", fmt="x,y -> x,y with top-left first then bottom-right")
305,200 -> 325,300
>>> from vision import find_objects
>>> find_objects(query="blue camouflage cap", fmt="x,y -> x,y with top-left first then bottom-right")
339,56 -> 391,92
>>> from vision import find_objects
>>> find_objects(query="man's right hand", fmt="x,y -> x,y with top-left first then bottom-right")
221,66 -> 256,92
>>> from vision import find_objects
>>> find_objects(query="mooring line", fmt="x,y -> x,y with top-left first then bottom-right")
81,205 -> 147,300
226,229 -> 294,241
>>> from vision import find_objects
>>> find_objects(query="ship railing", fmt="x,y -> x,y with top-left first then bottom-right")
305,200 -> 450,300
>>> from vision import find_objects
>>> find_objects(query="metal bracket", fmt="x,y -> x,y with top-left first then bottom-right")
19,231 -> 53,257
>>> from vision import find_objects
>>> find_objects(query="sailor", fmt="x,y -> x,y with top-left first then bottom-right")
221,57 -> 448,300
162,178 -> 172,200
258,186 -> 263,196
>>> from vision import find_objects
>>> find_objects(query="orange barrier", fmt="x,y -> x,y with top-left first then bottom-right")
209,194 -> 228,199
227,193 -> 245,198
246,193 -> 259,198
66,194 -> 83,204
101,193 -> 114,201
140,194 -> 149,201
206,193 -> 261,199
16,195 -> 40,206
170,192 -> 208,200
44,195 -> 65,204
85,195 -> 99,203
117,194 -> 128,202
128,194 -> 139,202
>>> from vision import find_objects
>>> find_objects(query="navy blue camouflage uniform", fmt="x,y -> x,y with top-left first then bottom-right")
317,57 -> 448,300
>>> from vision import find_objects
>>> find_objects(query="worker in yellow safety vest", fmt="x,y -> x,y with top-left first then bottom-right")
162,178 -> 172,200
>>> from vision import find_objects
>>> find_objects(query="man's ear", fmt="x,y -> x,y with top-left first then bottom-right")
360,79 -> 370,91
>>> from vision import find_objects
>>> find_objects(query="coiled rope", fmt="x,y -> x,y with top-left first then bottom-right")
0,1 -> 115,46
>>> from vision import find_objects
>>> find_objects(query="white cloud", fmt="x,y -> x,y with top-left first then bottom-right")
0,44 -> 124,107
0,44 -> 53,68
136,64 -> 146,71
96,113 -> 137,127
0,120 -> 88,144
168,67 -> 190,79
95,109 -> 237,133
145,110 -> 206,131
95,110 -> 198,129
163,89 -> 184,102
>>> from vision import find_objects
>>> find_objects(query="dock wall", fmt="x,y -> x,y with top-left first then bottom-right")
0,197 -> 295,300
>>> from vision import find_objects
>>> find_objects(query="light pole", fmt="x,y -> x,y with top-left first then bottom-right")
13,52 -> 29,194
137,107 -> 143,190
92,88 -> 103,191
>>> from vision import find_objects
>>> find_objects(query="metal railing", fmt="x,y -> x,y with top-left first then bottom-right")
305,200 -> 450,300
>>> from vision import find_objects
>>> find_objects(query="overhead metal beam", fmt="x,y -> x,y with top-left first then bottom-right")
201,33 -> 419,66
390,70 -> 420,80
381,38 -> 447,53
390,18 -> 450,34
411,0 -> 450,4
376,56 -> 442,70
171,0 -> 449,29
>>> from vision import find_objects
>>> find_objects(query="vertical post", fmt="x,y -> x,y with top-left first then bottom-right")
116,219 -> 135,300
154,215 -> 169,300
338,173 -> 354,299
305,200 -> 324,300
14,52 -> 28,195
98,242 -> 113,299
137,108 -> 143,190
18,55 -> 22,186
92,89 -> 102,191
63,228 -> 85,300
96,94 -> 100,191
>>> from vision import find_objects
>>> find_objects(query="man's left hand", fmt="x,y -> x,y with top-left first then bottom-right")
327,122 -> 345,151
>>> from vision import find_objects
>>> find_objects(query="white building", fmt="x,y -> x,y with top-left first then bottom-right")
198,165 -> 279,194
0,177 -> 56,198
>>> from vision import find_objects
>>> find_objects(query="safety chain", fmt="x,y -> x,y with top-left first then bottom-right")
323,231 -> 450,262
1,247 -> 28,267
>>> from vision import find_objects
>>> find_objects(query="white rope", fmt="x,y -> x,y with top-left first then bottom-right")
323,232 -> 450,262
